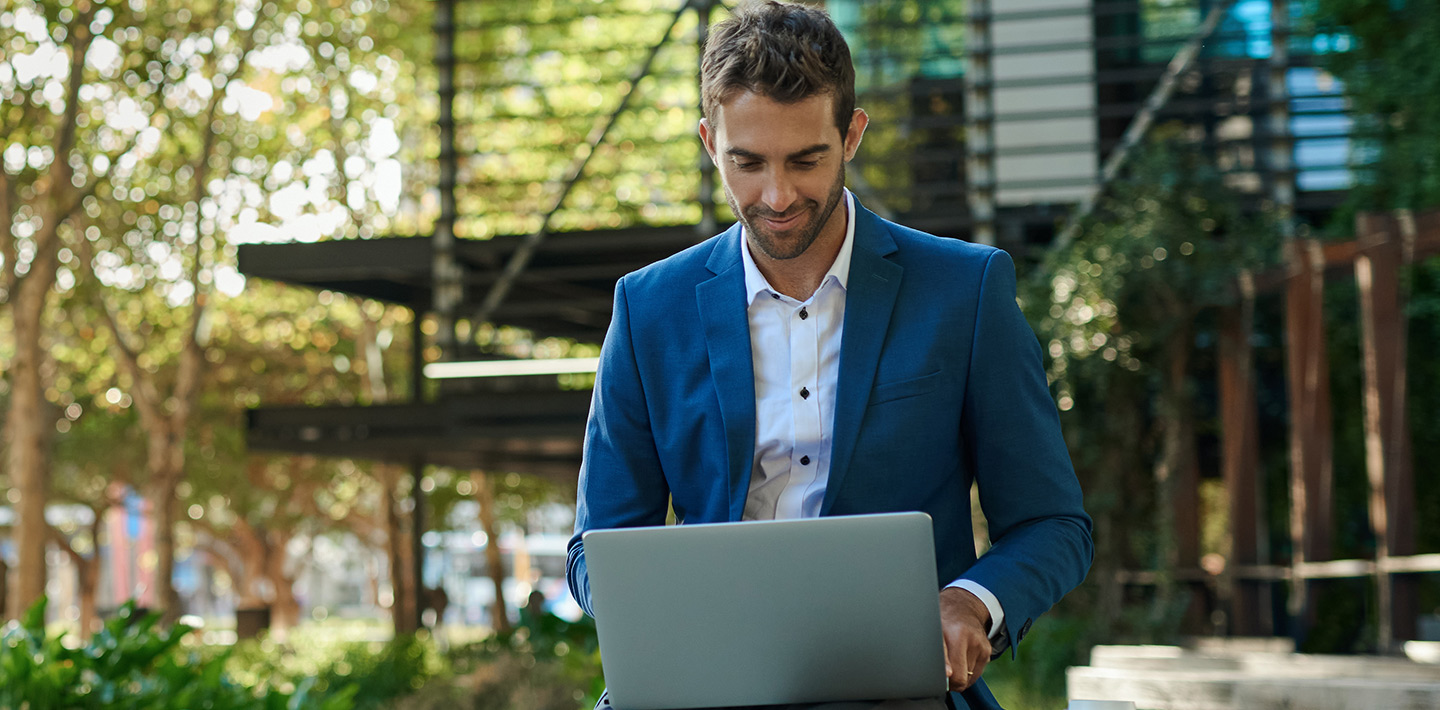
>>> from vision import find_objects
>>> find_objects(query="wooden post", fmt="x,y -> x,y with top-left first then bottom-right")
1283,239 -> 1333,642
1354,212 -> 1416,649
1220,271 -> 1268,635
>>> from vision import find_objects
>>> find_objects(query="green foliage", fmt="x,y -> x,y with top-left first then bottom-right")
984,612 -> 1094,710
453,0 -> 709,238
423,612 -> 603,710
1020,135 -> 1283,642
0,598 -> 356,710
223,632 -> 442,710
1024,136 -> 1280,535
218,618 -> 598,710
1311,0 -> 1440,209
1029,136 -> 1278,397
1408,261 -> 1440,555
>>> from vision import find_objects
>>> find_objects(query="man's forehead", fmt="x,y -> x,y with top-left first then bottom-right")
711,90 -> 842,148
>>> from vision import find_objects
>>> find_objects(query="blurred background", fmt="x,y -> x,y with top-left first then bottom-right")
2,0 -> 1438,708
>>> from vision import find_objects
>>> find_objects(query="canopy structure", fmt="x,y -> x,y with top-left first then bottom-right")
240,0 -> 1347,473
238,0 -> 1360,634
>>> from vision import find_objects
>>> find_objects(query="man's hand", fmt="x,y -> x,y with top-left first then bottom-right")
940,586 -> 993,692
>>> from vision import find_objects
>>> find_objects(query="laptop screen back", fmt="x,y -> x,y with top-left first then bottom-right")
583,512 -> 947,709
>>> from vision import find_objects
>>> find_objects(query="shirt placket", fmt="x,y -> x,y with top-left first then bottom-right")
777,299 -> 822,519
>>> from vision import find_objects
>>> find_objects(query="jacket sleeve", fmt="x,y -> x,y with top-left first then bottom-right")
957,249 -> 1093,657
566,277 -> 671,618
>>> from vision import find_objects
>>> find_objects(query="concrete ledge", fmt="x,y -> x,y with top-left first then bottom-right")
1069,644 -> 1440,710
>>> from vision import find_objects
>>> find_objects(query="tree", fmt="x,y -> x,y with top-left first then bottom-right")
1312,0 -> 1440,211
60,0 -> 429,625
1027,135 -> 1280,631
1,0 -> 169,618
70,0 -> 266,622
183,282 -> 416,635
49,398 -> 144,634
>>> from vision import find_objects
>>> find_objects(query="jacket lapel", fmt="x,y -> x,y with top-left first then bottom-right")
696,225 -> 756,522
822,204 -> 902,515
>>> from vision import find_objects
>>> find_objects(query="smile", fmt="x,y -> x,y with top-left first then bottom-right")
762,212 -> 805,230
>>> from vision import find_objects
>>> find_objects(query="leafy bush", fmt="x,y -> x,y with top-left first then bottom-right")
221,629 -> 442,709
402,612 -> 604,710
983,611 -> 1094,710
0,598 -> 356,710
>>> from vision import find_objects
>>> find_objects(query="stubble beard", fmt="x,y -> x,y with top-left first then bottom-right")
728,164 -> 846,261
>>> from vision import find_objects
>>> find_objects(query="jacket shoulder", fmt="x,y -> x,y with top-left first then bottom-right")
620,231 -> 727,295
881,219 -> 1006,270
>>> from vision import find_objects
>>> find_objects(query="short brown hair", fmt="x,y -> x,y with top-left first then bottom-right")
701,1 -> 857,139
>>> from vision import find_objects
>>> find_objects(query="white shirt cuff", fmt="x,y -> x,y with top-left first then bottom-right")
946,578 -> 1005,641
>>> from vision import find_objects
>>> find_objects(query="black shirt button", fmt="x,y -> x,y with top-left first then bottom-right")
799,307 -> 809,320
800,455 -> 811,465
800,387 -> 810,399
771,293 -> 780,299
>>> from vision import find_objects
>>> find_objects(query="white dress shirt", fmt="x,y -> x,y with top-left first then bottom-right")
738,189 -> 1005,640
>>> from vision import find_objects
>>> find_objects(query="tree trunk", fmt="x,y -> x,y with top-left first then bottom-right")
1153,319 -> 1201,630
231,520 -> 269,610
383,465 -> 418,635
76,553 -> 98,636
265,529 -> 301,634
4,2 -> 92,623
1094,371 -> 1144,627
6,258 -> 57,620
50,510 -> 105,637
79,511 -> 107,636
365,556 -> 382,609
474,472 -> 511,634
150,472 -> 182,623
0,556 -> 8,621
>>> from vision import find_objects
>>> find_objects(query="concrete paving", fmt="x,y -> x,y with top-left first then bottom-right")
1066,642 -> 1440,710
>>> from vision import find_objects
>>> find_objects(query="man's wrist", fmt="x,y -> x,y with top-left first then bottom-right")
946,579 -> 1005,641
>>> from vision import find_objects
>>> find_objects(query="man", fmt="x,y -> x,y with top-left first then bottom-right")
566,2 -> 1092,708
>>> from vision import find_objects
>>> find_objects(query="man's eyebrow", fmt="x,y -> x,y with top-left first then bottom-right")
723,144 -> 833,161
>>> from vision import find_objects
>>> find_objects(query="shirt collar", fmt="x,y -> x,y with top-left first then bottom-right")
741,188 -> 855,306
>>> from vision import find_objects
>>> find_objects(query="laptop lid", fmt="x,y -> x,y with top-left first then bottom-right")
583,512 -> 947,709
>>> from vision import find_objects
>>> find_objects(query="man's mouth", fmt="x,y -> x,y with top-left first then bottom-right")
761,211 -> 804,230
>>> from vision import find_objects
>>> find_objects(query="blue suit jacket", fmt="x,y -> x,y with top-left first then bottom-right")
567,201 -> 1093,710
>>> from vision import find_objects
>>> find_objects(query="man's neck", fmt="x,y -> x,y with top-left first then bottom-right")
748,203 -> 848,301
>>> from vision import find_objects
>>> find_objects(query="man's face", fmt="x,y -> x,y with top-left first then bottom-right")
699,91 -> 867,261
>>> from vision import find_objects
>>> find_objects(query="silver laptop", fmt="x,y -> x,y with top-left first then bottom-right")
583,512 -> 947,709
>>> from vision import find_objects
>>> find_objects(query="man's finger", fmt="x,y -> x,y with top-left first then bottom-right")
968,651 -> 990,688
944,638 -> 970,690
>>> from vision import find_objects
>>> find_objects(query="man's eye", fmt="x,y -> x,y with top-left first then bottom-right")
794,160 -> 820,169
735,162 -> 760,171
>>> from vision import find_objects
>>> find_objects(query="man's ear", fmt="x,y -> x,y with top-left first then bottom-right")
842,108 -> 869,162
698,118 -> 718,161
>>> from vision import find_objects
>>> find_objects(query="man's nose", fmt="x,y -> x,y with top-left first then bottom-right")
760,173 -> 798,214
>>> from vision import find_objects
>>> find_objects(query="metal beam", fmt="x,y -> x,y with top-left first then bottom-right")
963,0 -> 996,245
1053,0 -> 1236,251
1269,0 -> 1296,239
433,0 -> 462,352
697,0 -> 717,235
473,0 -> 695,325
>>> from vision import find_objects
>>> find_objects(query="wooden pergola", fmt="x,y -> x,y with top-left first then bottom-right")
1179,209 -> 1440,649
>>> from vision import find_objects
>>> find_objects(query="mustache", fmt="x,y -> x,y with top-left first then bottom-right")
748,203 -> 814,220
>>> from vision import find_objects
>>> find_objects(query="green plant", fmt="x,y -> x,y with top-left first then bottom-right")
220,629 -> 443,709
983,612 -> 1095,710
0,598 -> 357,710
431,612 -> 604,710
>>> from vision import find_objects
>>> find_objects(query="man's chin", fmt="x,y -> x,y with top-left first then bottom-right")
750,230 -> 816,260
745,216 -> 821,260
